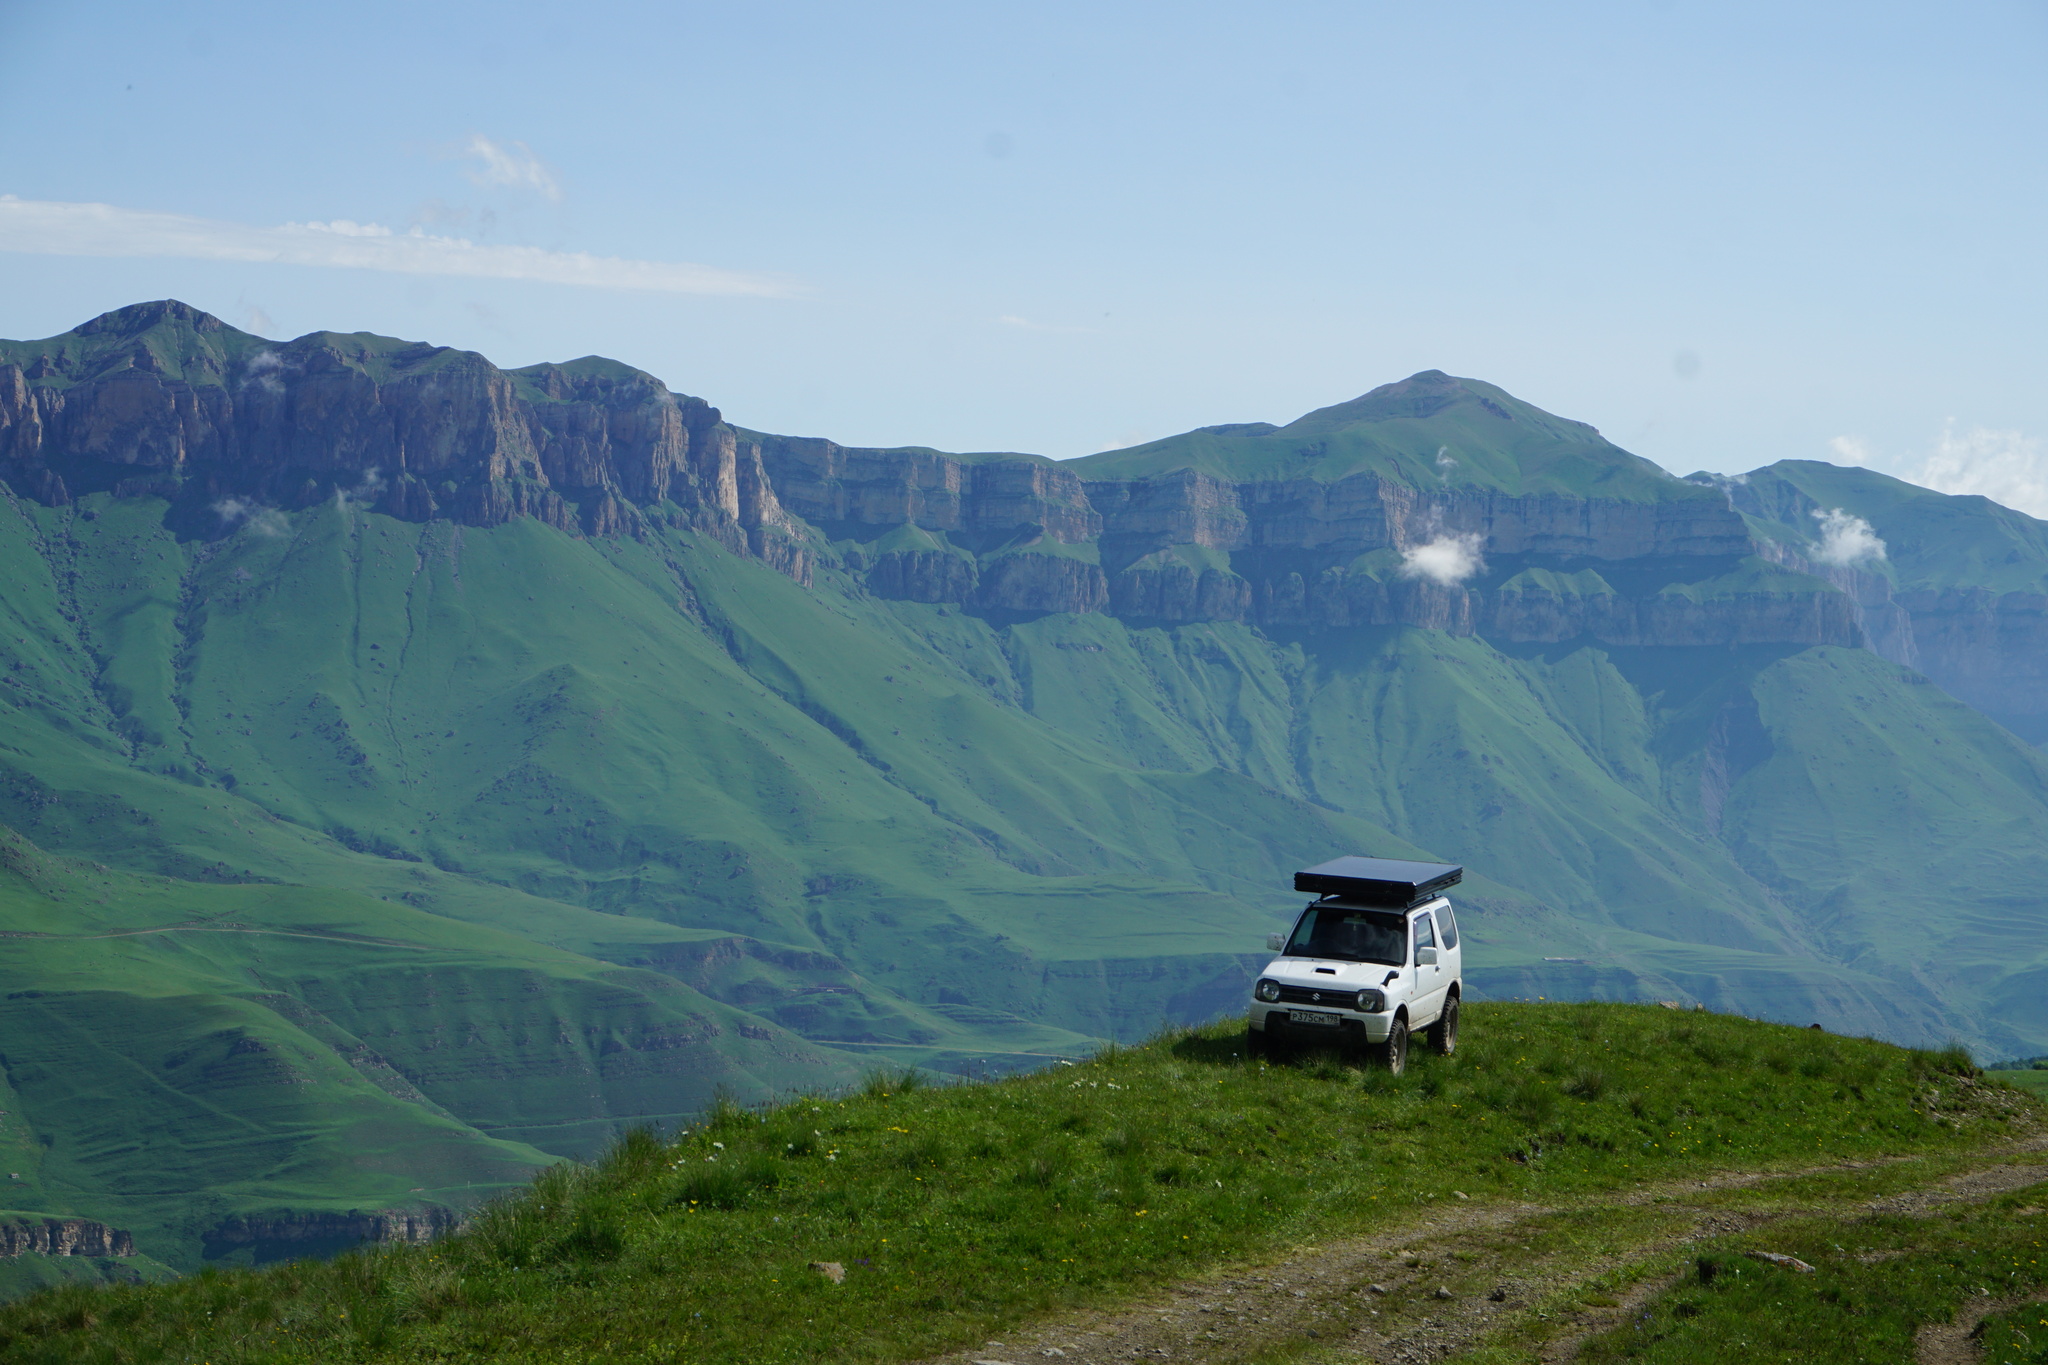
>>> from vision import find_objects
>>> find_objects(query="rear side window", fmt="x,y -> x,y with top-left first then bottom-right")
1412,913 -> 1437,962
1438,903 -> 1459,949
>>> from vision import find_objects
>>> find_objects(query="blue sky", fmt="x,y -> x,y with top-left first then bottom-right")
3,1 -> 2046,503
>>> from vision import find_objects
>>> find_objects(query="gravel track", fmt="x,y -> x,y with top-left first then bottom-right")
928,1132 -> 2048,1365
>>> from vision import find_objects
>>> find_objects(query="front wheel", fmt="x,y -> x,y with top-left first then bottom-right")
1379,1017 -> 1409,1075
1429,996 -> 1460,1056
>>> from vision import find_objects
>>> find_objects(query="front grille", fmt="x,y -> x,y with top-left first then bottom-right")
1275,983 -> 1360,1009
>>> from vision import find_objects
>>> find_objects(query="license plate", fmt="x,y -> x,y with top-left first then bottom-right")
1287,1010 -> 1340,1026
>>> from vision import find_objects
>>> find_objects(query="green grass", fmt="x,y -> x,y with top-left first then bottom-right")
1567,1182 -> 2048,1364
1993,1069 -> 2048,1101
0,1256 -> 178,1305
0,1003 -> 2027,1365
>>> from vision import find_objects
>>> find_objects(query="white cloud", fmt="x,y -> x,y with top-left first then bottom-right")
462,135 -> 562,202
0,196 -> 797,297
1810,508 -> 1885,567
1828,435 -> 1875,467
1398,532 -> 1486,587
214,498 -> 290,537
1913,421 -> 2048,519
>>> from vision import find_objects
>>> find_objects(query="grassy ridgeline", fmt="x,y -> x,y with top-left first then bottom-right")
0,1003 -> 2033,1365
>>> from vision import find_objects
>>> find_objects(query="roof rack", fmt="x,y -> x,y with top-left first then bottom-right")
1293,855 -> 1462,909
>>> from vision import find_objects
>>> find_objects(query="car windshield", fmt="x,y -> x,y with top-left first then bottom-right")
1284,905 -> 1408,966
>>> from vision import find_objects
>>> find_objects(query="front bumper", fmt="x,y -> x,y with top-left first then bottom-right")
1252,1006 -> 1395,1044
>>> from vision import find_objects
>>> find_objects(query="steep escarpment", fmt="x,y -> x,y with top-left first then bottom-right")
0,1217 -> 133,1259
1724,462 -> 2048,742
202,1208 -> 457,1262
787,372 -> 1865,647
0,306 -> 1923,650
0,301 -> 809,579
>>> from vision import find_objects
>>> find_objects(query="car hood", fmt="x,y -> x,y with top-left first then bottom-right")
1259,956 -> 1399,985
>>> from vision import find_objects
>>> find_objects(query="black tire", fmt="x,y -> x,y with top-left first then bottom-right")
1429,995 -> 1460,1056
1245,1025 -> 1265,1060
1380,1016 -> 1409,1075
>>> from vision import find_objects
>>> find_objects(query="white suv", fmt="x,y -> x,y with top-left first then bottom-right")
1246,857 -> 1464,1074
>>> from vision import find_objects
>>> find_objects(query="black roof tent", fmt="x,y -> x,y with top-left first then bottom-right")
1294,856 -> 1462,908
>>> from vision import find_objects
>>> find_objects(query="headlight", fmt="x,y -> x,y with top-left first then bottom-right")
1354,988 -> 1385,1012
1254,979 -> 1281,1003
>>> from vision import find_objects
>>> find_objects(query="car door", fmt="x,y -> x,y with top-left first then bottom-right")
1436,900 -> 1463,991
1410,911 -> 1446,1025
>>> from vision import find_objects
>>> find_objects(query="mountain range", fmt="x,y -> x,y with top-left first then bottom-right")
0,299 -> 2043,1274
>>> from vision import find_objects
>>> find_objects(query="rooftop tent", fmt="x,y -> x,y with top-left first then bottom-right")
1294,855 -> 1462,908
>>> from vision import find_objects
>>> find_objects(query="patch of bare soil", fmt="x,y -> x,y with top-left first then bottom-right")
1916,1286 -> 2048,1365
928,1136 -> 2048,1365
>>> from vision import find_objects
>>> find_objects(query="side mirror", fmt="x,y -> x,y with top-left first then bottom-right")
1265,933 -> 1286,953
1416,946 -> 1438,966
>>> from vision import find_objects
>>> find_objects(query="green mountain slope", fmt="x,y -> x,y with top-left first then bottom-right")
1070,369 -> 1699,500
1728,459 -> 2048,594
1,303 -> 2047,1275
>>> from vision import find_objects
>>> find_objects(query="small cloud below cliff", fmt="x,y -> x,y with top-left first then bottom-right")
1810,508 -> 1885,567
1399,532 -> 1486,586
214,498 -> 290,538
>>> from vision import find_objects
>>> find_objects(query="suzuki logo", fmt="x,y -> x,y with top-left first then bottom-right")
1311,992 -> 1321,1002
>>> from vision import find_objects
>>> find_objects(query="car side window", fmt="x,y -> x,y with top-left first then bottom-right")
1412,913 -> 1437,962
1438,903 -> 1458,949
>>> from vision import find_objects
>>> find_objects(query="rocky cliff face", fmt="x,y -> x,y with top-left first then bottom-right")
1725,472 -> 2048,741
0,301 -> 810,583
793,444 -> 1858,645
201,1207 -> 459,1260
0,1216 -> 134,1258
0,302 -> 1990,656
1891,588 -> 2048,739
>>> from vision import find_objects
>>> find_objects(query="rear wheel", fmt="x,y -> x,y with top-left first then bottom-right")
1379,1017 -> 1409,1075
1429,995 -> 1460,1056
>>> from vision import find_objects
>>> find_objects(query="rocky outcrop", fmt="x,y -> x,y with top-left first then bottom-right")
0,302 -> 809,583
202,1207 -> 459,1259
796,440 -> 1851,641
0,1216 -> 134,1257
753,435 -> 1099,545
864,548 -> 979,604
1892,588 -> 2048,739
973,551 -> 1108,615
1726,473 -> 2048,734
0,303 -> 1903,647
1477,571 -> 1867,648
1086,471 -> 1753,565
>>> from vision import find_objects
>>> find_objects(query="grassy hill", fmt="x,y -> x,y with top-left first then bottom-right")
0,1003 -> 2033,1364
1069,370 -> 1698,500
